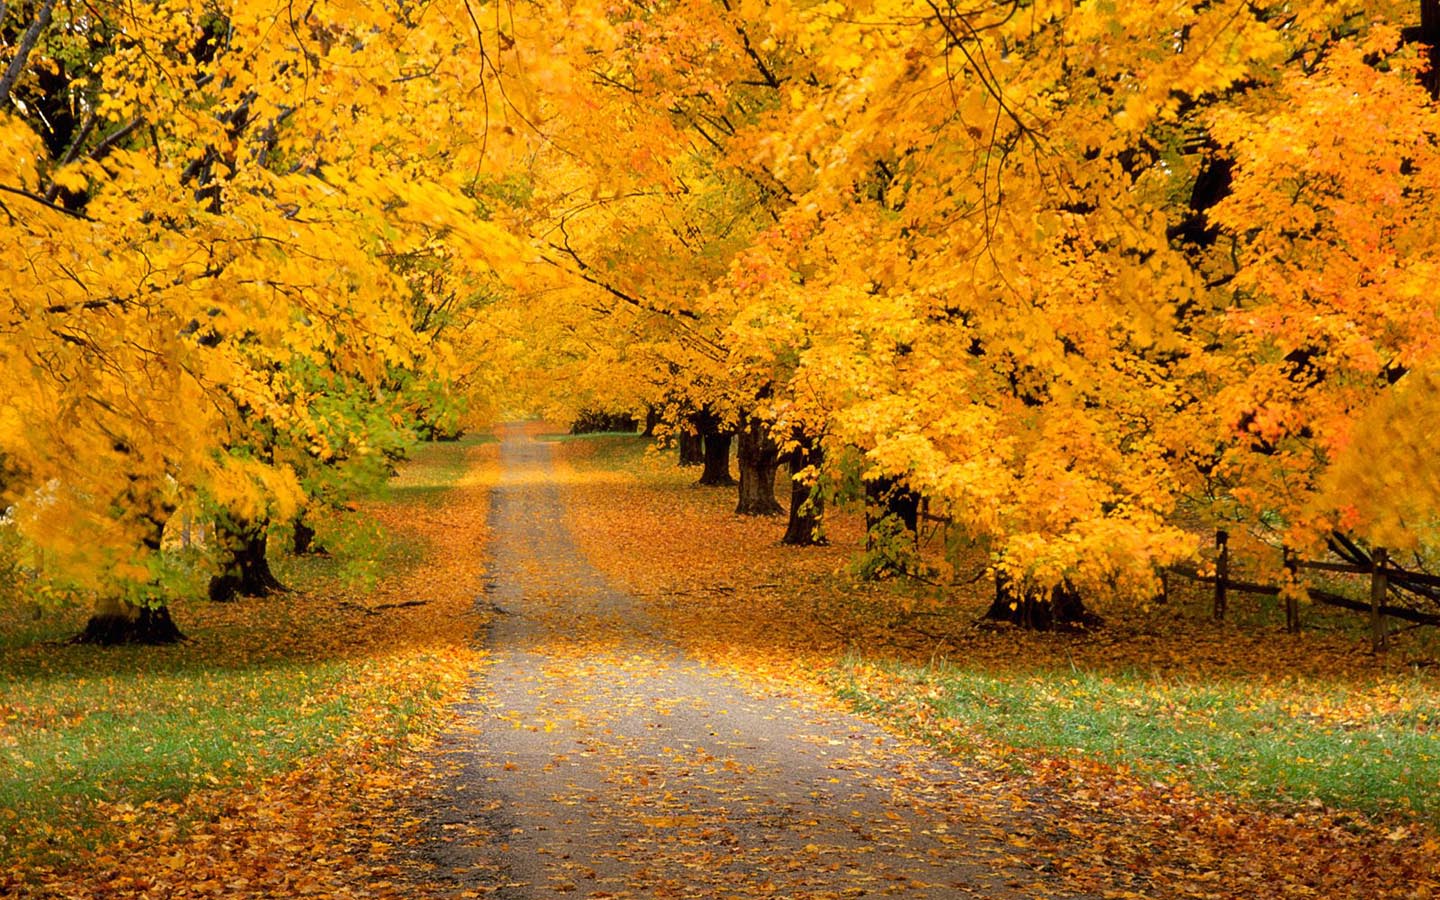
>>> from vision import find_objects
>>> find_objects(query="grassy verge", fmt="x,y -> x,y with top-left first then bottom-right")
538,431 -> 659,468
0,434 -> 493,873
837,658 -> 1440,822
538,430 -> 645,443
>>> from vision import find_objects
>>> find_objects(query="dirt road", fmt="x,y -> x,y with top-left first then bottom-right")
419,427 -> 1091,899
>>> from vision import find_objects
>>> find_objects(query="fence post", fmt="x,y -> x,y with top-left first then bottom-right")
1371,547 -> 1389,653
1283,547 -> 1300,634
1213,529 -> 1229,622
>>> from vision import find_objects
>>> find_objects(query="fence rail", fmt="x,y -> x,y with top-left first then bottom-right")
1165,531 -> 1440,652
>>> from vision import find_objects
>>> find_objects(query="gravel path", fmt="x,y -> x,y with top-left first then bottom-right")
419,426 -> 1094,899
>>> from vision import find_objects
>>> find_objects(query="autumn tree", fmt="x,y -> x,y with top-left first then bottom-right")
7,0 -> 1438,641
479,0 -> 1440,627
0,0 -> 525,641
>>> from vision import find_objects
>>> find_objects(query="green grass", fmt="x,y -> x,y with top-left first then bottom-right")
273,433 -> 488,591
539,430 -> 641,439
540,430 -> 646,443
382,432 -> 492,508
0,657 -> 354,862
836,657 -> 1440,822
543,431 -> 655,468
0,610 -> 366,866
0,435 -> 476,869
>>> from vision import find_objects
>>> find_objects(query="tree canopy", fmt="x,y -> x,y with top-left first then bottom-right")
3,0 -> 1438,628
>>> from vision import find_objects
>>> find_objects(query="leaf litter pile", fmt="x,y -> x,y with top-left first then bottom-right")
553,435 -> 1440,900
1,439 -> 499,899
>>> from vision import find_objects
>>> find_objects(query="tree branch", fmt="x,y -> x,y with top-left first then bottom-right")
0,0 -> 56,107
718,0 -> 781,88
0,182 -> 93,220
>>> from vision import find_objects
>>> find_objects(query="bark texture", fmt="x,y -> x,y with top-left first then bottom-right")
985,574 -> 1101,631
734,417 -> 783,516
209,515 -> 286,602
782,439 -> 826,546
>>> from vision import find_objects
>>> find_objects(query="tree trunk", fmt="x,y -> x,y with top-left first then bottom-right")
209,515 -> 286,602
678,430 -> 704,467
292,515 -> 325,555
75,506 -> 186,645
75,595 -> 185,645
698,432 -> 734,485
697,433 -> 734,485
734,416 -> 783,516
864,476 -> 920,548
643,405 -> 661,437
854,476 -> 924,579
782,438 -> 826,546
985,573 -> 1101,631
570,409 -> 638,434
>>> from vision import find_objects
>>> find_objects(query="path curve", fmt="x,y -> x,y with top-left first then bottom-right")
419,426 -> 1093,899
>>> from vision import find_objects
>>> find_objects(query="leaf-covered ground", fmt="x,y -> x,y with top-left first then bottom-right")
553,434 -> 1440,900
0,437 -> 499,899
7,428 -> 1439,899
410,425 -> 1092,898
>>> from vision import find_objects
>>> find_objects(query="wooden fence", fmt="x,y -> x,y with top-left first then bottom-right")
1166,531 -> 1440,652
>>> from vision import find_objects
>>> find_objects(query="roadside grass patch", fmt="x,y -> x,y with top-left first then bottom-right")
382,433 -> 493,508
539,430 -> 644,443
0,436 -> 488,873
0,654 -> 355,866
540,430 -> 656,468
546,431 -> 696,493
835,657 -> 1440,822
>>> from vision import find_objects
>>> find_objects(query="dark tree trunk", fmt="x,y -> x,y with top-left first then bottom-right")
209,515 -> 286,602
734,417 -> 783,516
76,506 -> 185,645
698,432 -> 735,485
855,476 -> 924,579
292,515 -> 324,555
74,600 -> 185,645
689,408 -> 735,485
643,406 -> 661,437
864,476 -> 920,548
570,409 -> 638,434
678,430 -> 704,467
985,573 -> 1101,631
782,438 -> 826,546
